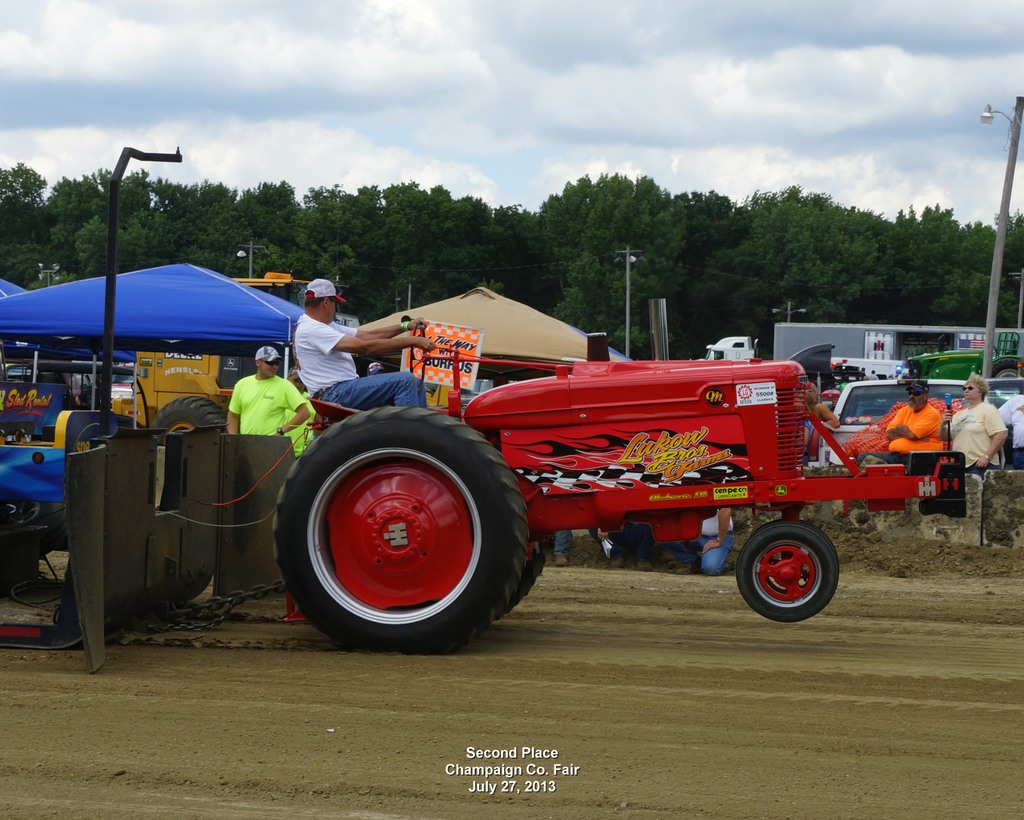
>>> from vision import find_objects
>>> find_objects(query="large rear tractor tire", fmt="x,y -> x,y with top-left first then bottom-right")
274,406 -> 528,653
992,357 -> 1022,378
735,520 -> 839,622
503,542 -> 546,616
152,396 -> 227,432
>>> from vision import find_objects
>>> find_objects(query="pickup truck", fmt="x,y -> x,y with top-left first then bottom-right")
811,377 -> 1024,466
809,378 -> 961,466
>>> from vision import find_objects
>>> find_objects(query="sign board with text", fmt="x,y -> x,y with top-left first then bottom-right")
401,322 -> 484,390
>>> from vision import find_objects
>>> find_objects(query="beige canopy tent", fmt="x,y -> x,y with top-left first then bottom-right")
360,287 -> 628,366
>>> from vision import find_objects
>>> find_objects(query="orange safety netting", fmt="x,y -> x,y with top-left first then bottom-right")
843,397 -> 964,459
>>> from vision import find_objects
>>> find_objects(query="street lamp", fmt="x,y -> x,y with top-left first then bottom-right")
237,241 -> 268,278
979,96 -> 1024,377
615,247 -> 642,358
772,301 -> 807,322
38,262 -> 60,286
1010,270 -> 1024,331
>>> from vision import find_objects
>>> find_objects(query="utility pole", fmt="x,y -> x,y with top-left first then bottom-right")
980,96 -> 1024,377
237,241 -> 268,278
615,247 -> 642,358
772,300 -> 807,322
1010,269 -> 1024,331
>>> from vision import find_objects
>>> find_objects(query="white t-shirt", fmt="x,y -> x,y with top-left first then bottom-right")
950,401 -> 1007,464
293,314 -> 359,393
998,394 -> 1024,448
701,511 -> 734,538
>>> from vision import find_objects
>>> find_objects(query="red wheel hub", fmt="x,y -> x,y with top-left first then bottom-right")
755,544 -> 817,602
323,461 -> 474,609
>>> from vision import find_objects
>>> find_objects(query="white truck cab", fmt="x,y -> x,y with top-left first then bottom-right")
705,336 -> 757,360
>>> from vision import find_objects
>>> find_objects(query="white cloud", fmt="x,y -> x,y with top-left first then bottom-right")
1,0 -> 1023,225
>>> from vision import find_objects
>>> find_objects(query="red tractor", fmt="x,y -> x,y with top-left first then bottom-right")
274,355 -> 965,654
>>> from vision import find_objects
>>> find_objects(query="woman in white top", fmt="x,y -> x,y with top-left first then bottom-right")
940,373 -> 1007,477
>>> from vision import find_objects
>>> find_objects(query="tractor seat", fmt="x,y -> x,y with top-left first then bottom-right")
309,398 -> 358,422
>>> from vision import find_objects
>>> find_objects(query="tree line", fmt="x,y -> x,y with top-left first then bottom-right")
2,161 -> 1023,359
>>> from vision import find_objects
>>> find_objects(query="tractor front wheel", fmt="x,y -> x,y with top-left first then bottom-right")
274,406 -> 528,653
735,520 -> 839,622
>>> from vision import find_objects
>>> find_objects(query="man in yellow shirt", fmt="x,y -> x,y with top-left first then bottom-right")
227,346 -> 310,457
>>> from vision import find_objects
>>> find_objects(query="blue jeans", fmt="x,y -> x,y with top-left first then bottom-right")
1013,450 -> 1024,470
590,522 -> 655,561
553,530 -> 573,556
663,533 -> 735,575
320,372 -> 427,410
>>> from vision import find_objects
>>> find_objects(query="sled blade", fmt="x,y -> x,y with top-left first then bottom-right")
66,446 -> 107,672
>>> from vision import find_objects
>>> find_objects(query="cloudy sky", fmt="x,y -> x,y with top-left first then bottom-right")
2,0 -> 1023,225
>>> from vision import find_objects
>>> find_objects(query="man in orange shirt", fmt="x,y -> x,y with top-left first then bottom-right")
859,379 -> 943,465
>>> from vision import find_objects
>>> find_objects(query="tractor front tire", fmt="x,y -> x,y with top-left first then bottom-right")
153,396 -> 227,432
735,520 -> 839,622
274,406 -> 528,653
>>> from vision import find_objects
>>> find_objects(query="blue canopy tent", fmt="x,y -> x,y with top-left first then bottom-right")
0,264 -> 304,356
0,278 -> 134,363
0,278 -> 28,357
0,278 -> 26,297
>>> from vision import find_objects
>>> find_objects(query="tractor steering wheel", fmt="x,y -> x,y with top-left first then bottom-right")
403,315 -> 430,382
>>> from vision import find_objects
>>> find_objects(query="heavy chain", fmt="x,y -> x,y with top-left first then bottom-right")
144,579 -> 286,633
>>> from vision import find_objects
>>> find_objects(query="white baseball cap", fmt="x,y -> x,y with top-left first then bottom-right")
304,278 -> 346,303
255,346 -> 282,362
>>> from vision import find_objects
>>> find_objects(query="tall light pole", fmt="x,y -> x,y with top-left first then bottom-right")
979,97 -> 1024,377
1010,269 -> 1024,330
103,145 -> 182,435
237,241 -> 268,278
772,300 -> 807,322
615,247 -> 641,359
37,262 -> 60,286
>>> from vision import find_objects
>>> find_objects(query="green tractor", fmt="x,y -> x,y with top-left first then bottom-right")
907,331 -> 1022,380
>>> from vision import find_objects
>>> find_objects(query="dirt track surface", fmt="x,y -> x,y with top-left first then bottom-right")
2,562 -> 1023,819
